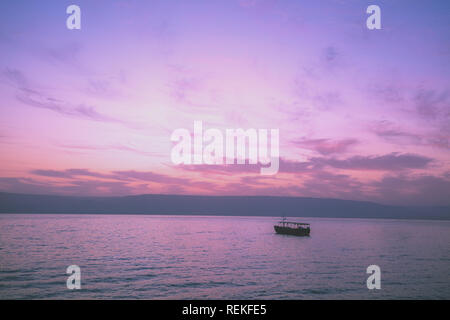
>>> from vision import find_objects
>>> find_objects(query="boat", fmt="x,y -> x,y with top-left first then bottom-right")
274,218 -> 310,236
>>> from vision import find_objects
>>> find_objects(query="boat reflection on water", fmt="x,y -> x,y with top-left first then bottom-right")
274,218 -> 310,237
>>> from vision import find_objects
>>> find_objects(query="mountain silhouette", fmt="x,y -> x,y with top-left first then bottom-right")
0,192 -> 448,220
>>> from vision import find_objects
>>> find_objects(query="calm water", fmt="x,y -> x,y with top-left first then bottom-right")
0,214 -> 449,299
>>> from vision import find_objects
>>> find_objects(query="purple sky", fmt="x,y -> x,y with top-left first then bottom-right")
0,0 -> 449,205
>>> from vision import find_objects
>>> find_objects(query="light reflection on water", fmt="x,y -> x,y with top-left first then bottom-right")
0,214 -> 449,299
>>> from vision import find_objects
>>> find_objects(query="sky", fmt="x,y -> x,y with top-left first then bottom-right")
0,0 -> 449,206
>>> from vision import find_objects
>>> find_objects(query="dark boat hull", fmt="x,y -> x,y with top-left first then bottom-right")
274,225 -> 310,237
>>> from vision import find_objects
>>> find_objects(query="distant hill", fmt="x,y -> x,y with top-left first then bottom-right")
0,192 -> 448,220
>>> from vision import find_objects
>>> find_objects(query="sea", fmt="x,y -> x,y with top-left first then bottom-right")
0,214 -> 449,299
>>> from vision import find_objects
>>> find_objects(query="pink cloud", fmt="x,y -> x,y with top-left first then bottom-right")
293,138 -> 358,155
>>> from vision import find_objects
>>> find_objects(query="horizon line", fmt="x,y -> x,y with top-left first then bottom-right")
1,191 -> 449,209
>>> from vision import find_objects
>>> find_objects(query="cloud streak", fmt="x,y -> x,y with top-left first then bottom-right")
2,68 -> 126,125
293,138 -> 358,155
312,153 -> 433,171
175,153 -> 433,175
